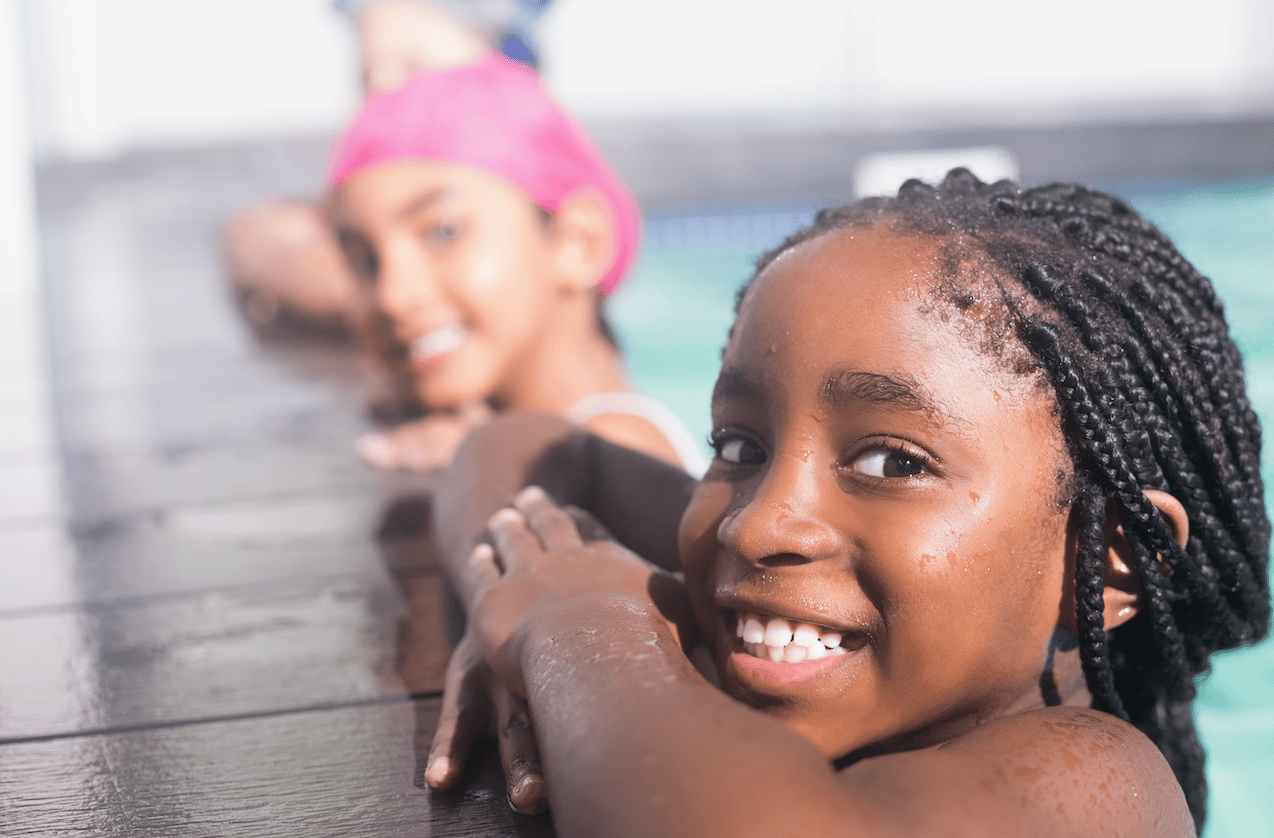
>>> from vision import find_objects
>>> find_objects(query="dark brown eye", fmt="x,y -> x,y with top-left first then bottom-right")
853,447 -> 927,478
711,433 -> 766,465
337,231 -> 378,282
425,219 -> 462,245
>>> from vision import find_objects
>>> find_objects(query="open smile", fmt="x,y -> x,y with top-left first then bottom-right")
725,609 -> 870,689
410,323 -> 466,370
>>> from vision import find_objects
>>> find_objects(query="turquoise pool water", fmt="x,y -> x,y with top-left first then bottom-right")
610,181 -> 1274,837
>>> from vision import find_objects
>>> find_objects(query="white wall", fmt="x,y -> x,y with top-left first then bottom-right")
2,0 -> 64,528
539,0 -> 1274,125
23,0 -> 358,159
18,0 -> 1274,160
2,0 -> 36,281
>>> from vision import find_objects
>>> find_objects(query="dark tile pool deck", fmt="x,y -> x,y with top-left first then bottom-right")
5,133 -> 555,836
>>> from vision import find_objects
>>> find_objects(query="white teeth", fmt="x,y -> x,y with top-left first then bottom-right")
411,324 -> 465,360
763,619 -> 794,648
792,624 -> 820,648
783,643 -> 807,663
735,612 -> 855,663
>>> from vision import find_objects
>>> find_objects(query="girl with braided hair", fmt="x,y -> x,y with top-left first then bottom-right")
426,169 -> 1269,836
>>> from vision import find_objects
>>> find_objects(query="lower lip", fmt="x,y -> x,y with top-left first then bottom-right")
410,353 -> 449,372
729,648 -> 850,688
410,344 -> 459,372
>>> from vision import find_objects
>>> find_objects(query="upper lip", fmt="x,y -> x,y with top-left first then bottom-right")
715,591 -> 861,635
409,323 -> 464,350
412,323 -> 460,338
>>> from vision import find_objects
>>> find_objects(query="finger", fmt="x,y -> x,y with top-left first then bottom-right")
425,637 -> 494,791
466,542 -> 501,595
563,504 -> 616,543
488,506 -> 543,571
356,432 -> 399,470
402,442 -> 437,473
491,682 -> 547,815
401,433 -> 447,473
513,486 -> 584,552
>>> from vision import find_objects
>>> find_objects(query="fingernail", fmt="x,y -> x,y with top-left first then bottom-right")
516,485 -> 546,503
356,433 -> 394,468
424,756 -> 451,787
510,773 -> 547,814
491,507 -> 522,526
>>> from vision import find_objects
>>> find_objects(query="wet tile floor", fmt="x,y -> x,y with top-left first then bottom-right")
2,149 -> 553,836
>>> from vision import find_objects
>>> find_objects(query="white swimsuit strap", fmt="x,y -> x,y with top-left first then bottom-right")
566,392 -> 707,477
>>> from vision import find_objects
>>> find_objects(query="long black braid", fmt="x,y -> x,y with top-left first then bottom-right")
749,169 -> 1270,832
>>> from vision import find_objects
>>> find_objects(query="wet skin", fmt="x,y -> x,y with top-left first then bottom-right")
678,223 -> 1082,760
432,222 -> 1196,836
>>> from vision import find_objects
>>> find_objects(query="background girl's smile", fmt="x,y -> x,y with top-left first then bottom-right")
336,160 -> 570,409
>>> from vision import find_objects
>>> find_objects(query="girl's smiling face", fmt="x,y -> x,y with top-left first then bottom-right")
678,223 -> 1079,760
335,160 -> 566,410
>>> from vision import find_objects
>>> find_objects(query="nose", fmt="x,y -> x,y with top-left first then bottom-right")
717,445 -> 843,568
374,243 -> 440,335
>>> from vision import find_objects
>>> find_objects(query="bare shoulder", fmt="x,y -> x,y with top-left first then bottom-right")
580,411 -> 687,468
839,708 -> 1195,838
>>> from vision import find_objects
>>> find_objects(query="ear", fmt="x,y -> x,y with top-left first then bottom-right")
547,188 -> 616,294
1060,489 -> 1189,633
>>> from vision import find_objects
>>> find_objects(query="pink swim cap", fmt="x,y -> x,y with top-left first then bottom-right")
328,54 -> 640,296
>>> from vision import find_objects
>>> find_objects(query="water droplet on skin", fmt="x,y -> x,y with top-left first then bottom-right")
992,390 -> 1001,402
969,491 -> 980,503
769,343 -> 779,354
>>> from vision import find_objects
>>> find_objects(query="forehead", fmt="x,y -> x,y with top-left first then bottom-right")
726,224 -> 1039,413
735,225 -> 945,360
335,160 -> 531,227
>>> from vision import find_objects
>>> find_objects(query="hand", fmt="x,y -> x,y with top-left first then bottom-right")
357,0 -> 488,95
358,402 -> 493,472
466,487 -> 695,697
425,628 -> 548,814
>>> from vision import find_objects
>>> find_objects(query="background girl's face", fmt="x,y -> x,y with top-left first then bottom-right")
335,161 -> 565,409
678,224 -> 1078,760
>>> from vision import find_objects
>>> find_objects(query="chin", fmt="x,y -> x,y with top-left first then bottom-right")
414,376 -> 490,411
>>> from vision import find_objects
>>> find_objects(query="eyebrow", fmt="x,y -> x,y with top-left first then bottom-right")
711,367 -> 762,405
712,366 -> 947,422
392,187 -> 450,222
821,370 -> 941,416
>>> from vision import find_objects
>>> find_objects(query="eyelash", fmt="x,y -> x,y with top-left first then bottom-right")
340,241 -> 378,283
709,429 -> 935,482
424,219 -> 462,245
855,438 -> 932,479
708,429 -> 766,466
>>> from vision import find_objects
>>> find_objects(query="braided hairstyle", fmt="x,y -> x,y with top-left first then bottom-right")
750,169 -> 1270,832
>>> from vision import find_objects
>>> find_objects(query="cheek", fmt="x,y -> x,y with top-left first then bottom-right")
456,247 -> 555,329
864,491 -> 1067,620
450,245 -> 510,301
677,480 -> 734,582
941,498 -> 1071,642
